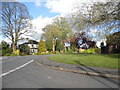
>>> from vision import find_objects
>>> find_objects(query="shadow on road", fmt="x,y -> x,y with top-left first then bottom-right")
74,61 -> 119,88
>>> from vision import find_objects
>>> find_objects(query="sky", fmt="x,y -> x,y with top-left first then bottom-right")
1,0 -> 78,43
1,0 -> 113,44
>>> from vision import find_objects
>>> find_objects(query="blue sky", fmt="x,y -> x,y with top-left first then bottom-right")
1,1 -> 61,42
1,0 -> 78,42
1,0 -> 118,43
21,2 -> 60,19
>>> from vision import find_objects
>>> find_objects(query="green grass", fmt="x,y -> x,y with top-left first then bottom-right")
48,54 -> 120,69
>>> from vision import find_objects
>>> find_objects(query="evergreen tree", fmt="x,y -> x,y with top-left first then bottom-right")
1,41 -> 12,56
38,40 -> 46,53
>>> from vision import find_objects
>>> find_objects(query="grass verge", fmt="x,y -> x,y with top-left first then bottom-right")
48,54 -> 120,69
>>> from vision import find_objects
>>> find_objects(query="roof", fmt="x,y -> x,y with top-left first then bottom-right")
22,40 -> 39,44
62,38 -> 75,43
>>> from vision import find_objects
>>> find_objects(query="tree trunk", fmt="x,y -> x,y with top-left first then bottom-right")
12,43 -> 16,53
52,44 -> 56,54
52,40 -> 56,54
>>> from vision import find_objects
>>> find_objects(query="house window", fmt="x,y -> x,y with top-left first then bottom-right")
32,44 -> 34,47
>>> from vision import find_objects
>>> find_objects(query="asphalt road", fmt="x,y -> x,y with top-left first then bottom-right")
1,55 -> 119,88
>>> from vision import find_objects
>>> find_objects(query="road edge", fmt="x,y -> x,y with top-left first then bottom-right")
34,60 -> 120,79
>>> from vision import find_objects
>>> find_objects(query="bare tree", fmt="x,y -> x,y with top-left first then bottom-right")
70,1 -> 120,41
2,2 -> 32,53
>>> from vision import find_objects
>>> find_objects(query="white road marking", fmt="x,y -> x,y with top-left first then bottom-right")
0,60 -> 34,77
48,77 -> 52,79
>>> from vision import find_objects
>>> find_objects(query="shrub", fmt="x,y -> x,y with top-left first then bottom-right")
80,48 -> 100,54
10,53 -> 18,56
65,49 -> 74,54
87,48 -> 95,53
14,50 -> 20,55
2,48 -> 12,56
38,40 -> 46,54
4,53 -> 11,56
20,52 -> 26,56
94,48 -> 101,53
19,44 -> 30,55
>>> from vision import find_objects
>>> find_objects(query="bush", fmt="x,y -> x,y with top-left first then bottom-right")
56,51 -> 60,54
87,48 -> 95,53
4,53 -> 11,56
35,52 -> 49,55
80,48 -> 101,54
20,52 -> 26,56
38,40 -> 46,54
15,50 -> 20,55
19,44 -> 30,55
80,50 -> 87,53
94,48 -> 101,53
10,53 -> 18,56
49,51 -> 54,54
65,49 -> 74,54
2,48 -> 12,56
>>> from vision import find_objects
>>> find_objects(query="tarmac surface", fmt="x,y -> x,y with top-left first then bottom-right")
1,55 -> 119,88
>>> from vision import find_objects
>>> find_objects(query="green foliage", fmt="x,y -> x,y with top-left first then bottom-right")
1,41 -> 12,56
53,17 -> 73,39
19,44 -> 30,55
42,17 -> 73,53
80,48 -> 101,54
106,32 -> 120,45
65,49 -> 74,54
38,40 -> 46,54
10,53 -> 18,56
56,40 -> 64,51
19,52 -> 26,56
14,50 -> 20,55
71,44 -> 77,52
94,48 -> 101,53
45,39 -> 52,51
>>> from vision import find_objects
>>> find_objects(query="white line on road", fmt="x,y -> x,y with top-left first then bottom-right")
0,60 -> 34,77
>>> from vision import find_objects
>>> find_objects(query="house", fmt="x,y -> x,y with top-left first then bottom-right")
62,38 -> 71,52
19,40 -> 39,54
62,37 -> 96,52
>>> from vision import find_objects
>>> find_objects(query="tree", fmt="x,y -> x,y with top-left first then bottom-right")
1,41 -> 12,56
70,1 -> 120,41
52,17 -> 73,52
42,17 -> 73,53
2,2 -> 32,53
19,44 -> 30,55
74,32 -> 96,50
42,24 -> 61,53
106,31 -> 120,53
106,31 -> 120,45
38,40 -> 46,54
56,39 -> 64,51
53,17 -> 73,39
45,39 -> 53,51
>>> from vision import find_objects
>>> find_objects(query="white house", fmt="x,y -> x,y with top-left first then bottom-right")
20,40 -> 39,54
96,39 -> 106,48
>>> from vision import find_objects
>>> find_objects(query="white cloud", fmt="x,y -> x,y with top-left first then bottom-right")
45,0 -> 110,16
34,0 -> 41,6
45,0 -> 75,16
31,15 -> 56,41
32,15 -> 53,33
3,15 -> 58,44
35,2 -> 41,6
